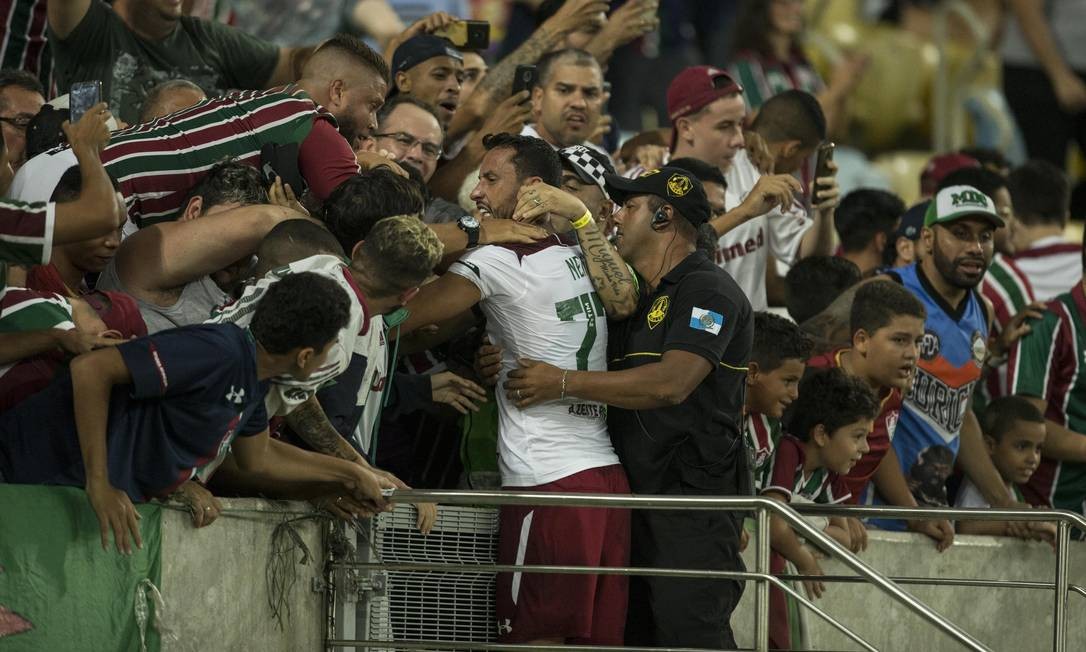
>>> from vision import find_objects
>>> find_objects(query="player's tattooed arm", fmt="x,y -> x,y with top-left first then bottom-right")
284,396 -> 366,465
576,218 -> 638,319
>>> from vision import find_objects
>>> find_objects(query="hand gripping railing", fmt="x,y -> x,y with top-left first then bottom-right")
323,490 -> 1075,652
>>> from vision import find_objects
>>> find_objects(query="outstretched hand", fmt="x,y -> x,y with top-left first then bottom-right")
431,370 -> 488,414
86,480 -> 142,554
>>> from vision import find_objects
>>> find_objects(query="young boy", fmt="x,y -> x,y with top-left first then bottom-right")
745,311 -> 813,487
763,368 -> 880,591
0,272 -> 393,553
807,280 -> 955,552
955,396 -> 1056,543
761,368 -> 879,649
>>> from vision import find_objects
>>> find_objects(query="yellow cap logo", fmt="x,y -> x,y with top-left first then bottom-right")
667,173 -> 692,197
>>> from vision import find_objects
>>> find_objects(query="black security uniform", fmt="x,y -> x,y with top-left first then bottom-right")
604,169 -> 754,649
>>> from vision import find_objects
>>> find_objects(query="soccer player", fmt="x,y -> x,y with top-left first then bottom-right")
0,272 -> 394,553
400,133 -> 636,645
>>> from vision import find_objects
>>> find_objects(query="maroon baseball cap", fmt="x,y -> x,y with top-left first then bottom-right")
83,290 -> 148,339
667,66 -> 743,123
919,153 -> 979,197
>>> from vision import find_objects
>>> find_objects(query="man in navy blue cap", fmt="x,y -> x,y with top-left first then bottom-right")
390,34 -> 465,129
506,165 -> 755,649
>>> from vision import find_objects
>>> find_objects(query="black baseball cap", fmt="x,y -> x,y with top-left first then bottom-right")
895,200 -> 928,241
392,35 -> 463,75
604,167 -> 711,227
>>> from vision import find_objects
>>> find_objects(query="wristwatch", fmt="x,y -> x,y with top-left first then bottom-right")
457,214 -> 481,249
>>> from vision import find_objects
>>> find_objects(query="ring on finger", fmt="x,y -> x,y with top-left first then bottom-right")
516,389 -> 523,399
204,506 -> 212,512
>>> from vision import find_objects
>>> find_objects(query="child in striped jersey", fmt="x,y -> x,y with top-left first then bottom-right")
743,312 -> 813,489
955,397 -> 1056,544
763,369 -> 879,594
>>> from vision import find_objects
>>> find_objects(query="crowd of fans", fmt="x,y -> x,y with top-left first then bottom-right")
1,1 -> 1085,649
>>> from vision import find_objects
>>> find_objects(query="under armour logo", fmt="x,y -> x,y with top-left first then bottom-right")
225,386 -> 246,404
497,619 -> 512,635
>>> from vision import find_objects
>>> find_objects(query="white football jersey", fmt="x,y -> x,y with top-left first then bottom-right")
449,235 -> 620,486
718,149 -> 812,311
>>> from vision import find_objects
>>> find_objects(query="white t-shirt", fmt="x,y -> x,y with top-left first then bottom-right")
448,235 -> 620,486
718,149 -> 812,311
519,124 -> 612,161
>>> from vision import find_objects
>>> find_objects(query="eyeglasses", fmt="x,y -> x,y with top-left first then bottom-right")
0,114 -> 33,130
373,132 -> 443,160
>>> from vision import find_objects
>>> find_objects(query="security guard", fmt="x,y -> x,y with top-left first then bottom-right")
506,166 -> 754,649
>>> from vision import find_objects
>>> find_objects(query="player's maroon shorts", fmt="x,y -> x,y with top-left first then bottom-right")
495,464 -> 631,644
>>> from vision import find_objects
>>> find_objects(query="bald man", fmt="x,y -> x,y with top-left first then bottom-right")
138,80 -> 207,123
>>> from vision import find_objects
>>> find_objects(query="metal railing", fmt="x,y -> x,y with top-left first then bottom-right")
325,490 -> 1084,652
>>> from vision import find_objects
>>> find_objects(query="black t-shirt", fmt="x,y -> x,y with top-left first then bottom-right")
51,1 -> 280,124
607,251 -> 753,495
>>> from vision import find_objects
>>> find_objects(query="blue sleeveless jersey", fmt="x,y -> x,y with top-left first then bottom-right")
873,264 -> 988,522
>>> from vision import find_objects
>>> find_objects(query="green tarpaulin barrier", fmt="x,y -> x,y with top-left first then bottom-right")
0,484 -> 163,651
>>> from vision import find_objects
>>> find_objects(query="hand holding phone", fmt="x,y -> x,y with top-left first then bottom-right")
815,141 -> 836,181
69,81 -> 103,124
512,65 -> 538,98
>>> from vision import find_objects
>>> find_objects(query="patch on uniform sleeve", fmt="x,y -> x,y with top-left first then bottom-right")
689,307 -> 723,335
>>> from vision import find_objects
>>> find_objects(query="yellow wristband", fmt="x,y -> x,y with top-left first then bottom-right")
570,210 -> 593,230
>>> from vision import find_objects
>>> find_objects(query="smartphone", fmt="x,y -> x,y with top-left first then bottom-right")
815,141 -> 836,180
433,20 -> 490,50
512,64 -> 538,97
69,81 -> 102,123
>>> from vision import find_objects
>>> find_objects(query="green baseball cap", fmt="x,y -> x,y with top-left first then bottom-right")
924,184 -> 1005,229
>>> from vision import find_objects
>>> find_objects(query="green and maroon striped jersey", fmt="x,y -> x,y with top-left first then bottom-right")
0,199 -> 53,265
0,0 -> 52,90
1008,282 -> 1086,515
978,253 -> 1036,410
101,85 -> 338,227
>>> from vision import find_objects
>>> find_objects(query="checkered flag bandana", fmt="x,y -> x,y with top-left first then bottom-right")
559,145 -> 611,196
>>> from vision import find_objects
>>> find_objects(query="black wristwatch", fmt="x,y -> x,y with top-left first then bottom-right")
457,214 -> 481,249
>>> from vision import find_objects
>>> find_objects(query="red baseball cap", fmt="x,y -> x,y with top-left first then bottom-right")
919,153 -> 979,197
667,66 -> 743,123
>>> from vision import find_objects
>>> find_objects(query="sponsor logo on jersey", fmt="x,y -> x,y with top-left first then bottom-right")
714,226 -> 765,264
919,331 -> 941,361
907,369 -> 974,438
285,387 -> 308,401
885,409 -> 900,441
647,295 -> 669,329
667,173 -> 693,197
568,403 -> 606,419
970,330 -> 987,367
225,385 -> 246,404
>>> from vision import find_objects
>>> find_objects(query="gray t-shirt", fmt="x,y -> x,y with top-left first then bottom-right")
97,261 -> 227,334
50,1 -> 279,124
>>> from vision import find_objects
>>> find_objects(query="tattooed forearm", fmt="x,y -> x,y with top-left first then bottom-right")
576,221 -> 637,318
477,27 -> 561,97
285,395 -> 364,464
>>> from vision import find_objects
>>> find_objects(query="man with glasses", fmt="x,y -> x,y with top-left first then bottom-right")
363,95 -> 469,224
0,69 -> 45,172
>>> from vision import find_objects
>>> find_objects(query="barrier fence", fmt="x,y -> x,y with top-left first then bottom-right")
324,490 -> 1086,652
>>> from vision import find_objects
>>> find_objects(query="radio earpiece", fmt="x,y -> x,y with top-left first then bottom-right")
650,208 -> 669,231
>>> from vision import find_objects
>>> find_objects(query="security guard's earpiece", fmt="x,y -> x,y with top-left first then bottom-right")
651,208 -> 669,231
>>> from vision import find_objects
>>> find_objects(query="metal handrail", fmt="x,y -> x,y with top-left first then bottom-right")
359,490 -> 1009,652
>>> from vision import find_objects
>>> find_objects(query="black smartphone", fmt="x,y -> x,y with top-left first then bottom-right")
69,81 -> 102,123
815,141 -> 836,180
512,64 -> 538,97
434,20 -> 490,50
